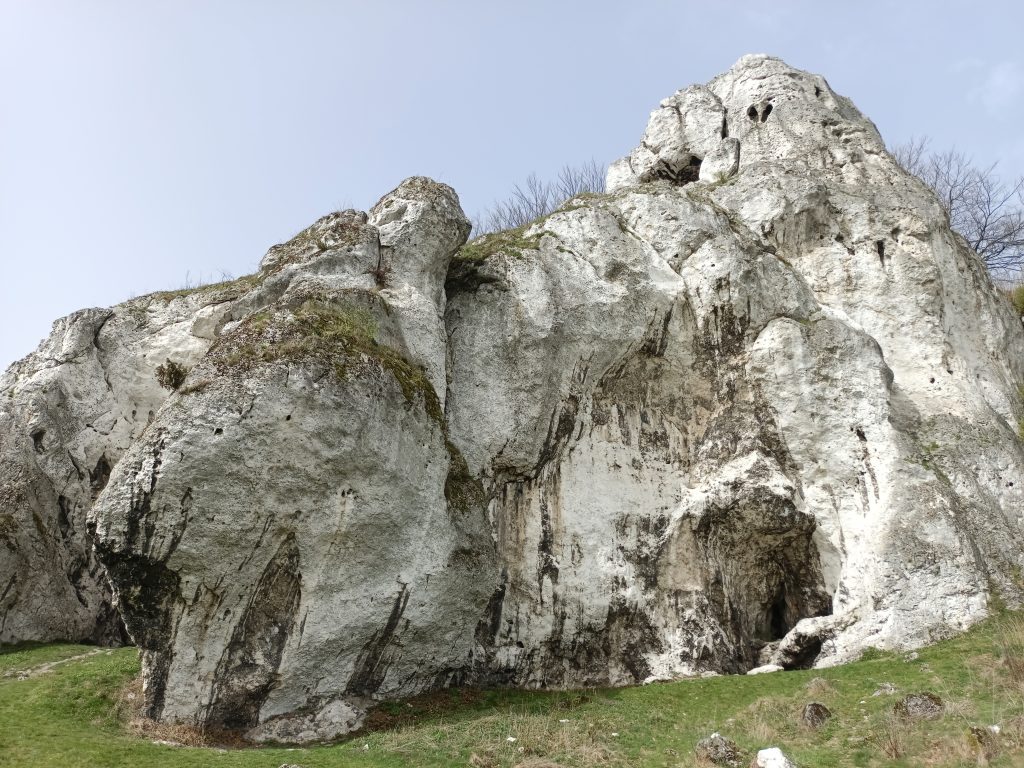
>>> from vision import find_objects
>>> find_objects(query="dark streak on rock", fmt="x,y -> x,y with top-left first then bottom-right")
346,584 -> 409,696
89,454 -> 112,500
206,534 -> 302,729
475,574 -> 507,647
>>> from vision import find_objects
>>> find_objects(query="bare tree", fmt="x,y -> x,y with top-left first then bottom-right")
473,159 -> 606,235
893,137 -> 1024,277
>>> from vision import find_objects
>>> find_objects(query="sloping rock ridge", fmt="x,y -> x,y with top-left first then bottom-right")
2,55 -> 1023,740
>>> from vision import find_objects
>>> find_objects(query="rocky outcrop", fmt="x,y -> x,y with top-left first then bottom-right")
0,291 -> 221,643
1,54 -> 1023,739
446,54 -> 1024,684
89,179 -> 492,737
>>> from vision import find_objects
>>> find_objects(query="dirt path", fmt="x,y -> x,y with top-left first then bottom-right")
3,647 -> 108,680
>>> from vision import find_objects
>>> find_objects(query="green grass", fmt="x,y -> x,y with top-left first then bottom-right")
0,643 -> 94,674
4,614 -> 1024,766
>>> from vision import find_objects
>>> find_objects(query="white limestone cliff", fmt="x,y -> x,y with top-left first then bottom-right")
0,55 -> 1022,741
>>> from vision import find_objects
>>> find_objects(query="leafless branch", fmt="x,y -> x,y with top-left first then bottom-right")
472,159 -> 606,236
893,137 -> 1024,277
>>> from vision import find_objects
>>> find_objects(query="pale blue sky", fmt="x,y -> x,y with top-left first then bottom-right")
3,1 -> 1023,369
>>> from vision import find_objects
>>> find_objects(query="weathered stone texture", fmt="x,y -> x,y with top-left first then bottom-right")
1,55 -> 1022,738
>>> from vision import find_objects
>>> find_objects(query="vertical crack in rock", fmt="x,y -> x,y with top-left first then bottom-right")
207,534 -> 302,729
475,573 -> 508,647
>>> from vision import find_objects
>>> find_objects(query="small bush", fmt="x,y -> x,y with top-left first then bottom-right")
876,714 -> 909,759
155,359 -> 189,391
473,160 -> 606,235
1012,285 -> 1024,316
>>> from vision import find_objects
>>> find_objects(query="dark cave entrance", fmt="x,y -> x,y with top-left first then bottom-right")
769,589 -> 790,640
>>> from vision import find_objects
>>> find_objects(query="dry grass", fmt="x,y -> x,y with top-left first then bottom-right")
941,697 -> 977,720
916,726 -> 1004,766
874,714 -> 909,759
742,696 -> 788,744
804,676 -> 838,699
114,674 -> 244,749
996,614 -> 1024,687
373,709 -> 621,768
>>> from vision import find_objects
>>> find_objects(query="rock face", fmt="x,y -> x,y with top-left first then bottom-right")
90,178 -> 492,737
2,54 -> 1023,737
0,292 -> 218,643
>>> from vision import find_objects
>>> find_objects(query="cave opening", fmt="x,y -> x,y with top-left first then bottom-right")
787,636 -> 824,670
769,589 -> 790,640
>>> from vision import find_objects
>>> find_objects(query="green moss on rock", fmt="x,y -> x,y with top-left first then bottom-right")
444,441 -> 486,518
210,298 -> 443,426
456,227 -> 543,263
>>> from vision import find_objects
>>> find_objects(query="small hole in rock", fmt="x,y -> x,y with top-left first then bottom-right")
760,103 -> 773,122
814,85 -> 822,97
747,104 -> 758,120
30,429 -> 45,453
214,427 -> 223,435
876,240 -> 886,265
855,427 -> 867,442
285,414 -> 292,421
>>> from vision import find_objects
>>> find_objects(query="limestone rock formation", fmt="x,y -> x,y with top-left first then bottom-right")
90,178 -> 492,737
1,54 -> 1023,739
0,292 -> 217,643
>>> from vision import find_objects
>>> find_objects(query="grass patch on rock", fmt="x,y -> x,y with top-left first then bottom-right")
135,274 -> 263,307
1009,285 -> 1024,316
208,298 -> 443,425
456,226 -> 544,263
5,612 -> 1024,766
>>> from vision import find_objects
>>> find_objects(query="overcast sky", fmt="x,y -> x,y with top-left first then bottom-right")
2,1 -> 1023,370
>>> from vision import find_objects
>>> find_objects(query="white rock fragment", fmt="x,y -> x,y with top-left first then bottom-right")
747,664 -> 785,675
754,747 -> 797,768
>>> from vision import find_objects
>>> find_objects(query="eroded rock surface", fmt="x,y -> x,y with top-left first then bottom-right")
446,53 -> 1024,684
0,292 -> 218,642
1,55 -> 1023,738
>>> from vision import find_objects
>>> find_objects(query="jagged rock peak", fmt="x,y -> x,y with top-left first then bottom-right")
607,54 -> 886,191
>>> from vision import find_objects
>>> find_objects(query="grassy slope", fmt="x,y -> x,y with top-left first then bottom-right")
3,615 -> 1024,767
